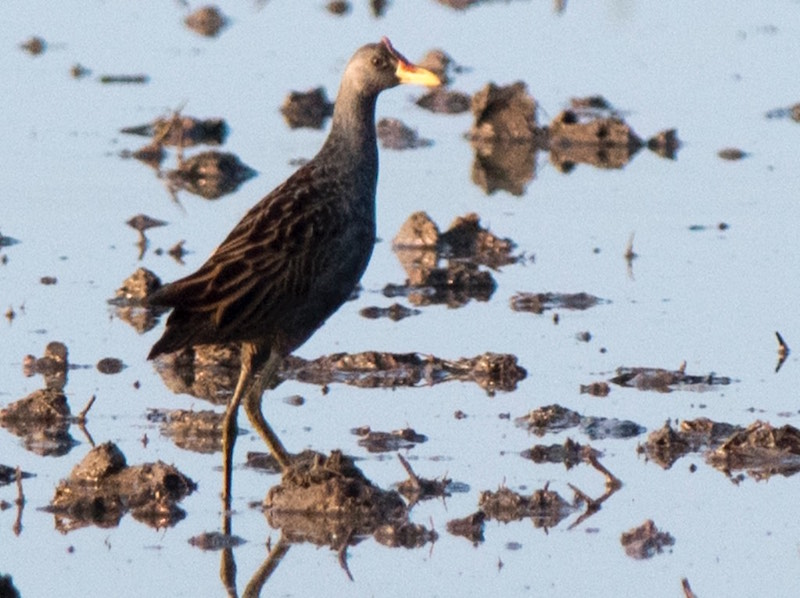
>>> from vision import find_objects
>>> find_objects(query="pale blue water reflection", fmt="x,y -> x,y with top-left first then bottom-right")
2,1 -> 800,597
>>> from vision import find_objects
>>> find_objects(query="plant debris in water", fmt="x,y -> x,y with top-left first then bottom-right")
46,441 -> 195,532
620,519 -> 675,559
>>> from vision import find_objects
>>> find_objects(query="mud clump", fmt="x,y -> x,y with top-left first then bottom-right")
19,36 -> 46,56
150,343 -> 240,405
353,426 -> 427,453
358,303 -> 420,321
510,292 -> 605,315
580,381 -> 611,397
96,357 -> 124,374
718,147 -> 748,161
281,88 -> 334,129
416,48 -> 461,86
184,5 -> 227,37
121,116 -> 228,148
23,341 -> 69,390
377,118 -> 432,150
638,418 -> 743,469
609,363 -> 732,392
707,421 -> 800,481
416,87 -> 472,114
468,82 -> 542,195
447,510 -> 486,544
620,519 -> 675,559
479,485 -> 575,529
521,437 -> 588,469
263,450 -> 435,550
151,344 -> 527,401
547,108 -> 642,171
147,408 -> 225,453
389,211 -> 518,307
47,442 -> 195,532
515,404 -> 644,440
109,268 -> 164,333
283,350 -> 527,394
0,388 -> 76,457
470,81 -> 538,143
166,151 -> 256,200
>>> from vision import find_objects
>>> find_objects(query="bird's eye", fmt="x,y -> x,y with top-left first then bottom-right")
371,56 -> 385,69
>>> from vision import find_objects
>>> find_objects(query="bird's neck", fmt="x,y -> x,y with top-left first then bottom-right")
320,88 -> 379,169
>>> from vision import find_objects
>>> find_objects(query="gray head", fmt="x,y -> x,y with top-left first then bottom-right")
339,38 -> 440,99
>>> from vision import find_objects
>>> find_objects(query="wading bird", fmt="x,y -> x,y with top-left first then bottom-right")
148,38 -> 440,509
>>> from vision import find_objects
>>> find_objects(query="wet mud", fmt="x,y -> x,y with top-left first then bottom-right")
45,441 -> 195,532
149,342 -> 526,403
262,451 -> 436,552
120,110 -> 253,201
147,408 -> 225,454
280,88 -> 334,129
4,10 -> 789,598
387,211 -> 519,307
620,519 -> 675,559
184,6 -> 227,38
510,292 -> 606,315
608,363 -> 732,392
352,426 -> 427,453
515,404 -> 645,440
376,118 -> 433,150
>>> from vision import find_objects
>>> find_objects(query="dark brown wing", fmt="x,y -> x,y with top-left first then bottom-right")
148,160 -> 374,358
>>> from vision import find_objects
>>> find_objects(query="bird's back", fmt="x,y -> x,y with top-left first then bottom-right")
148,154 -> 377,359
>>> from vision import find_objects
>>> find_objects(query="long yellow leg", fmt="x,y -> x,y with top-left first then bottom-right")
221,346 -> 254,514
243,351 -> 291,470
222,344 -> 291,515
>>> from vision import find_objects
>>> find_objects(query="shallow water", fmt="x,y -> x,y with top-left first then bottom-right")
3,2 -> 800,597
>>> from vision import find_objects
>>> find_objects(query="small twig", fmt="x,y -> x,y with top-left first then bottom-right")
13,466 -> 24,536
583,450 -> 622,491
681,577 -> 698,598
337,530 -> 355,582
77,395 -> 96,422
397,453 -> 421,488
776,331 -> 790,373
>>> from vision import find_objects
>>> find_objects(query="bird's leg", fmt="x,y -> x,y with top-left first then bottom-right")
243,350 -> 292,472
222,342 -> 261,514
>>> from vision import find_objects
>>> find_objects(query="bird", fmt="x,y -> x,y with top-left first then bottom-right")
147,38 -> 440,510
